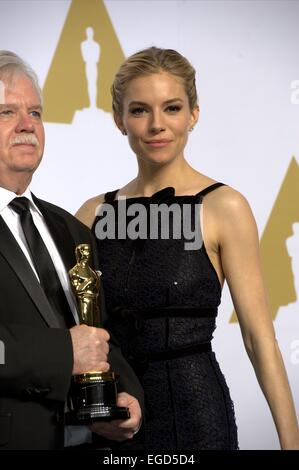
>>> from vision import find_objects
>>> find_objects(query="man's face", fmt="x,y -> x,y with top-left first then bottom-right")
0,73 -> 45,184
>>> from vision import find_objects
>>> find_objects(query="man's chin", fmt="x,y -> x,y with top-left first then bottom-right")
12,159 -> 42,174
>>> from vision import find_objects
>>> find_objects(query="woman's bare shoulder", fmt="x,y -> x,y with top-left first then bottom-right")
75,194 -> 106,228
206,184 -> 252,214
205,185 -> 257,241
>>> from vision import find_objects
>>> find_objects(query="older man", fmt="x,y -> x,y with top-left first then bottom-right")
0,51 -> 143,450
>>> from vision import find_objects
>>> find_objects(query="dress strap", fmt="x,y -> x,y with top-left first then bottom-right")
196,182 -> 226,198
104,189 -> 119,202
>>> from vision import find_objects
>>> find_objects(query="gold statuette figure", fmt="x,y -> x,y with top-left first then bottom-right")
69,244 -> 101,326
68,244 -> 129,422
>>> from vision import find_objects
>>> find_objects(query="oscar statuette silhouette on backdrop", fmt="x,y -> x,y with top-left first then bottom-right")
69,244 -> 130,422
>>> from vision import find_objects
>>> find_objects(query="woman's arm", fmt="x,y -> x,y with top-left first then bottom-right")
212,188 -> 299,449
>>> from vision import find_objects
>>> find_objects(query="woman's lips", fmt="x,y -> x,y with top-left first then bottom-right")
145,139 -> 172,148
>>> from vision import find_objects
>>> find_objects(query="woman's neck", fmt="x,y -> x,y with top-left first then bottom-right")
132,158 -> 197,197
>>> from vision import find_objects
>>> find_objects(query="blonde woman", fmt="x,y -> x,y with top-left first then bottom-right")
76,47 -> 299,450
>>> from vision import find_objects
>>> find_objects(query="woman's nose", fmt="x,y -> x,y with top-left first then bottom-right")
149,111 -> 166,134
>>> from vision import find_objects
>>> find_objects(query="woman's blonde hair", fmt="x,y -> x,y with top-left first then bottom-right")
111,47 -> 198,115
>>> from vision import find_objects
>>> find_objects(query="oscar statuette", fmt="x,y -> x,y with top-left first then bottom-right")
68,244 -> 130,422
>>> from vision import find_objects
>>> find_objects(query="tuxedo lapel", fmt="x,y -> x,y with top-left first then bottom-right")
0,215 -> 62,327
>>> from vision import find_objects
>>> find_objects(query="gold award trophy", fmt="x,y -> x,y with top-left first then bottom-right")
69,244 -> 130,422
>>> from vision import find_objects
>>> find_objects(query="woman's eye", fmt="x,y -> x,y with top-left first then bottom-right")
130,107 -> 147,116
166,105 -> 181,113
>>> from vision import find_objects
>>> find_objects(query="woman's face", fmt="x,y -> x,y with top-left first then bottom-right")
115,72 -> 199,166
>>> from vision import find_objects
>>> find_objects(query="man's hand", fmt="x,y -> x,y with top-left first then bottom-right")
88,392 -> 142,441
70,324 -> 110,375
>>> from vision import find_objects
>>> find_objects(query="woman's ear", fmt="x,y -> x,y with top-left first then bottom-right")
189,105 -> 200,131
114,113 -> 127,135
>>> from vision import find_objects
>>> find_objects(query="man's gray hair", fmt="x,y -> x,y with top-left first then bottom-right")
0,50 -> 42,103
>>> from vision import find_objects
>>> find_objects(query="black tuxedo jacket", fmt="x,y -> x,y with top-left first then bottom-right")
0,196 -> 143,450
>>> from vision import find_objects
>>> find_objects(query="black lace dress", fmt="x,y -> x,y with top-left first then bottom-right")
92,183 -> 238,450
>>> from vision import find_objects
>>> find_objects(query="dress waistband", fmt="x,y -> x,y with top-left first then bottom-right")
127,342 -> 212,375
110,305 -> 217,319
146,342 -> 212,362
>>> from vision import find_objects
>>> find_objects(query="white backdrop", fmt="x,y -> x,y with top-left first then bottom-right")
0,0 -> 298,449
